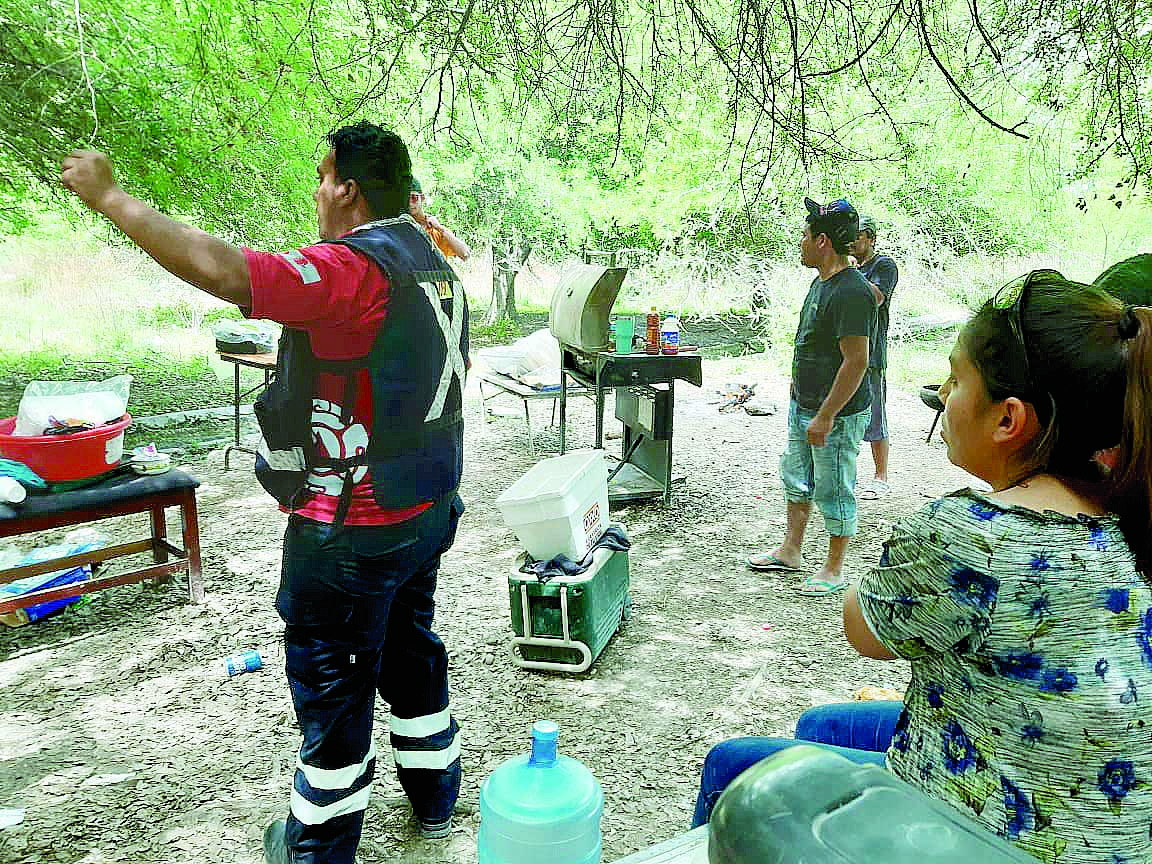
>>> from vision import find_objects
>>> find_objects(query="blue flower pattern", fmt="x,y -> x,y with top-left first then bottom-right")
1021,722 -> 1044,743
1105,589 -> 1131,614
1088,521 -> 1109,551
993,651 -> 1044,680
1001,776 -> 1033,839
942,720 -> 979,774
926,682 -> 945,708
1029,594 -> 1051,618
968,501 -> 1002,522
1138,609 -> 1152,669
1040,667 -> 1078,694
950,566 -> 999,609
1098,760 -> 1136,802
857,491 -> 1152,862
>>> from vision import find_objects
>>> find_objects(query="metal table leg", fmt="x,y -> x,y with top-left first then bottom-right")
594,365 -> 605,449
926,409 -> 942,443
224,362 -> 242,470
224,366 -> 271,470
664,379 -> 675,505
559,370 -> 568,454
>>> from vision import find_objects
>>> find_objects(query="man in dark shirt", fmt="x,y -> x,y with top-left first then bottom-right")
853,215 -> 899,499
61,124 -> 466,864
748,197 -> 877,595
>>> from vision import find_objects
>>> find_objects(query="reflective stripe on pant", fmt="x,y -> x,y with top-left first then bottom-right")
277,494 -> 464,864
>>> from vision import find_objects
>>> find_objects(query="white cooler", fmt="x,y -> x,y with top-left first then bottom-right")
495,449 -> 609,561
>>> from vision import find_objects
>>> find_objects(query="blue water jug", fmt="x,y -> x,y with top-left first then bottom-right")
478,720 -> 604,864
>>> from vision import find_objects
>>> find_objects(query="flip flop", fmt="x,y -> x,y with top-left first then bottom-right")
748,552 -> 802,572
859,480 -> 891,500
797,576 -> 848,596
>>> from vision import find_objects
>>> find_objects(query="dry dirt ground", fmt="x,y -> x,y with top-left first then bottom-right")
0,353 -> 979,864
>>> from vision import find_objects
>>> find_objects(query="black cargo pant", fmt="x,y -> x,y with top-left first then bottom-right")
275,493 -> 464,864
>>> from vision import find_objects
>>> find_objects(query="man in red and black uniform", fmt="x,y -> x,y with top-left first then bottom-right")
61,122 -> 467,864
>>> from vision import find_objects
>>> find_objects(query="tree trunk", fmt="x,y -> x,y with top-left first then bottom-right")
486,238 -> 533,325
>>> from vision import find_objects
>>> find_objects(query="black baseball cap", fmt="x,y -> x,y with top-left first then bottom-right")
804,197 -> 859,249
410,177 -> 422,194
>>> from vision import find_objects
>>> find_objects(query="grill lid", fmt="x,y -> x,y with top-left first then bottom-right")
548,264 -> 628,351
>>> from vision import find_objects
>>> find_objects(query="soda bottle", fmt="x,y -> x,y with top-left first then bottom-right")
645,308 -> 660,355
478,720 -> 604,864
660,313 -> 680,355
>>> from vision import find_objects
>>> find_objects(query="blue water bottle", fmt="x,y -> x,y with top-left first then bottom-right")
221,649 -> 263,677
478,720 -> 604,864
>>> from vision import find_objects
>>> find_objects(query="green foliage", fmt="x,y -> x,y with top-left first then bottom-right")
469,317 -> 520,347
1,0 -> 1150,270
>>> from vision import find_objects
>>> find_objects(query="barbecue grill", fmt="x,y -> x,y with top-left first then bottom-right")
549,261 -> 702,505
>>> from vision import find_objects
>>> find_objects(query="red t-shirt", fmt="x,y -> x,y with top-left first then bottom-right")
243,241 -> 431,526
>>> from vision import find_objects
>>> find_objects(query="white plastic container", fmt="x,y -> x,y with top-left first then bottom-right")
496,449 -> 609,561
660,314 -> 680,355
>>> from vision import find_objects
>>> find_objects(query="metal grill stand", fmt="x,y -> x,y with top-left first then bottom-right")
558,348 -> 702,504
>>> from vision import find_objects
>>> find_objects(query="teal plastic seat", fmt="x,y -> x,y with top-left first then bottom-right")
708,745 -> 1036,864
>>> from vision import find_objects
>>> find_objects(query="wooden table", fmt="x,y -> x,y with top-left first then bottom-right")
0,469 -> 204,615
217,351 -> 277,469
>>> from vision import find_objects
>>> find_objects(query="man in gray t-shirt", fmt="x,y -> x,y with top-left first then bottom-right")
853,215 -> 899,500
748,197 -> 877,596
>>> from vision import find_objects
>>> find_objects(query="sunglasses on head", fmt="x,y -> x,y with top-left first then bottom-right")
990,268 -> 1062,400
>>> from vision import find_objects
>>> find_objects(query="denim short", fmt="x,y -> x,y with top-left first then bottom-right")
863,368 -> 888,443
779,400 -> 870,536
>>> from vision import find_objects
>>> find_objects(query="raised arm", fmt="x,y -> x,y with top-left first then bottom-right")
61,150 -> 252,307
426,215 -> 471,261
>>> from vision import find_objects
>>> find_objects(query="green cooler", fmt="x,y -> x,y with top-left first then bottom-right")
508,545 -> 630,673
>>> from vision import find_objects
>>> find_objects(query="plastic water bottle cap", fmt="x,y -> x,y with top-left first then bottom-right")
529,720 -> 560,766
532,720 -> 559,740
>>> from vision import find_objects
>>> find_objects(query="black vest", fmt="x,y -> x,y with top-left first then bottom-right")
254,216 -> 468,520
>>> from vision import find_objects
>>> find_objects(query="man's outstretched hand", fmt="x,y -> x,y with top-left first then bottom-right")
57,149 -> 253,307
61,150 -> 121,213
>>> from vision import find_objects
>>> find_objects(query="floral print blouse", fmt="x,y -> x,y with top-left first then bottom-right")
859,490 -> 1152,864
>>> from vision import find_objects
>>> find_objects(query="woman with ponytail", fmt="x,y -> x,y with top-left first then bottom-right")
694,270 -> 1152,864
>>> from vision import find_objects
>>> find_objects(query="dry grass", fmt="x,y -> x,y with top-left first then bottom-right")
0,234 -> 230,360
2,227 -> 1139,374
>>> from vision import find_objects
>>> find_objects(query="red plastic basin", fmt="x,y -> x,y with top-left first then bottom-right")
0,414 -> 133,484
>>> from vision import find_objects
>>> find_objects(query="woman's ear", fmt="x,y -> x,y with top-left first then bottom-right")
993,397 -> 1041,445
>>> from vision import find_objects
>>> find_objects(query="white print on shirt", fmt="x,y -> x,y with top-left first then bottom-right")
305,399 -> 368,496
277,250 -> 322,285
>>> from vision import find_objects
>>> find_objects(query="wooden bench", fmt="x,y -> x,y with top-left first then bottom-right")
0,469 -> 204,616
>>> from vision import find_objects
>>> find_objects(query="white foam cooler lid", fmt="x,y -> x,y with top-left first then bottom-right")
495,449 -> 605,513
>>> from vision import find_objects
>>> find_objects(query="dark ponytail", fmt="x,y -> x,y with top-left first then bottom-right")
1107,307 -> 1152,576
